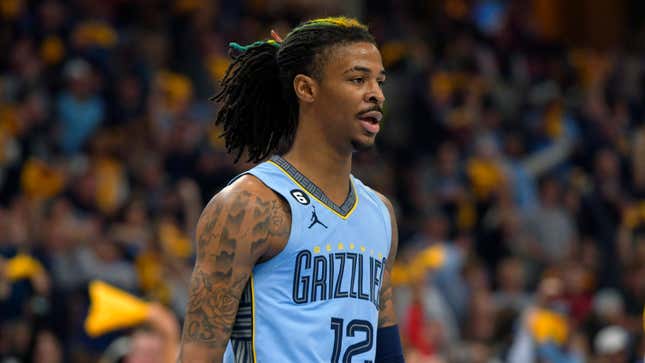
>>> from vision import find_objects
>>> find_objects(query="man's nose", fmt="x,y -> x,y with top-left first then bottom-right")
366,81 -> 385,105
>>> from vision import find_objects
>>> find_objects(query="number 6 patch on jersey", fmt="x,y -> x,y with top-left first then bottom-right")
290,189 -> 310,205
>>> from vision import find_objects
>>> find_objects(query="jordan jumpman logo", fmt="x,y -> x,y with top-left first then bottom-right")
308,206 -> 328,229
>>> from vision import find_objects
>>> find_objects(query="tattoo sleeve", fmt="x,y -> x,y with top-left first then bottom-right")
178,185 -> 290,362
377,194 -> 399,328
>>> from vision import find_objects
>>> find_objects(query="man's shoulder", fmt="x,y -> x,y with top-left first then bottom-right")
355,181 -> 394,218
214,174 -> 279,205
372,190 -> 394,214
197,174 -> 291,261
197,174 -> 289,233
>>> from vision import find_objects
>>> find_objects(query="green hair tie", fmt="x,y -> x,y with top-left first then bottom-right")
229,40 -> 280,52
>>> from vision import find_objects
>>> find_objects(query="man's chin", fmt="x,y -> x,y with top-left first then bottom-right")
351,138 -> 376,151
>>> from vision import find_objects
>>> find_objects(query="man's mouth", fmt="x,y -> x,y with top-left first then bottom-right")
357,110 -> 382,134
357,110 -> 383,124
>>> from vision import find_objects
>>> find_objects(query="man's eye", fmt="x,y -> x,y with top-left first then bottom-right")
377,80 -> 386,87
351,78 -> 365,84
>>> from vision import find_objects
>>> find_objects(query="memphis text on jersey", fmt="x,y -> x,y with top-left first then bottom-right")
292,247 -> 386,307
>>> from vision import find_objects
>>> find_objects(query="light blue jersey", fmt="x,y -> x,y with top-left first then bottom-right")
223,155 -> 392,363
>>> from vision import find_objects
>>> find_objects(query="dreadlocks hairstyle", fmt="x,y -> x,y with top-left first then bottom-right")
213,16 -> 376,162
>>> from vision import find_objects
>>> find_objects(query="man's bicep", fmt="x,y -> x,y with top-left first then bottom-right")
377,193 -> 399,328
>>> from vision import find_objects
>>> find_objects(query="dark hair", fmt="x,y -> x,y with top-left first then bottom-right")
213,17 -> 376,162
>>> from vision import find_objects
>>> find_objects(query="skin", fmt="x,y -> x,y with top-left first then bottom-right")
285,41 -> 386,204
178,41 -> 397,362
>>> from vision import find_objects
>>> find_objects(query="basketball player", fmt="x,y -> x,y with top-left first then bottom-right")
178,17 -> 404,363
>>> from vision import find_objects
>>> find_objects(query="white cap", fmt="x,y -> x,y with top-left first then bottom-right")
594,325 -> 629,354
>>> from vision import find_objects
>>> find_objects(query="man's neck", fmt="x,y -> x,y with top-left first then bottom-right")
282,132 -> 352,206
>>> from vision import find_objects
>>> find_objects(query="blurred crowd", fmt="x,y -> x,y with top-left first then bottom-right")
1,0 -> 644,362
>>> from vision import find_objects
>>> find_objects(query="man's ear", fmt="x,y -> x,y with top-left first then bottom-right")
293,74 -> 317,103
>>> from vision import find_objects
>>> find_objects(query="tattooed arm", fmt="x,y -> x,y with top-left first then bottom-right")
178,176 -> 291,362
376,193 -> 399,328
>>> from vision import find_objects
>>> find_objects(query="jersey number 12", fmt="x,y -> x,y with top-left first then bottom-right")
330,317 -> 373,363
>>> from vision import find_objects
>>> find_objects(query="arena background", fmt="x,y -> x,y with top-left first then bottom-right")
1,0 -> 645,362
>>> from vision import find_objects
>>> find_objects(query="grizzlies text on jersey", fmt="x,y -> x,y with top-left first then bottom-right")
224,155 -> 392,363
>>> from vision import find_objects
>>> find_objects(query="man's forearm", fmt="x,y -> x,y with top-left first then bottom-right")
178,269 -> 249,361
